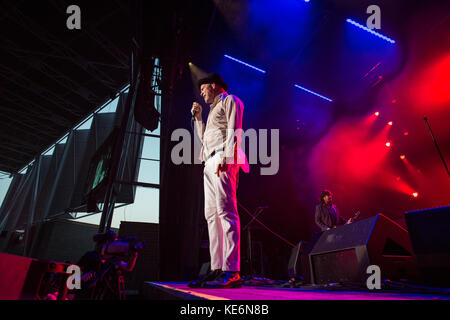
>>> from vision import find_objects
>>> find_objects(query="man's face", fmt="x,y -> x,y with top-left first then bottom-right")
323,195 -> 332,204
200,83 -> 216,104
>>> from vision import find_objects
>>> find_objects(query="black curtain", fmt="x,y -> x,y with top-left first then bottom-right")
159,72 -> 205,281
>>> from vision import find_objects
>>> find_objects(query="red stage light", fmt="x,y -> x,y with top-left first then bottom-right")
385,142 -> 391,147
412,192 -> 418,198
403,131 -> 409,136
400,155 -> 406,160
374,111 -> 380,116
392,99 -> 397,103
388,121 -> 393,126
413,54 -> 450,110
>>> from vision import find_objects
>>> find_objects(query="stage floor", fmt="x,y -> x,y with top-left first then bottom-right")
143,282 -> 450,300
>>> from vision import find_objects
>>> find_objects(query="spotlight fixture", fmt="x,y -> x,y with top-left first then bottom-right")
400,155 -> 406,160
386,142 -> 391,147
388,121 -> 393,126
412,192 -> 419,198
374,111 -> 380,116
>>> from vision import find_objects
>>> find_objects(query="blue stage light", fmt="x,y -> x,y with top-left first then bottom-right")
346,19 -> 395,44
224,55 -> 266,74
294,84 -> 333,102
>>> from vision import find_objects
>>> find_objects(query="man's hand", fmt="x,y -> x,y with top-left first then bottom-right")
346,218 -> 353,224
215,157 -> 229,177
191,102 -> 202,121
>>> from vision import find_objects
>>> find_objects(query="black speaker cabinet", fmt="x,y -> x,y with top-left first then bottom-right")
0,252 -> 70,300
405,206 -> 450,287
308,214 -> 419,284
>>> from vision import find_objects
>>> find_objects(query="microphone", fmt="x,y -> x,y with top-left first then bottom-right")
191,110 -> 197,122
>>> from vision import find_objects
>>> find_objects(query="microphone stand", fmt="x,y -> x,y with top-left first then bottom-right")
424,117 -> 450,177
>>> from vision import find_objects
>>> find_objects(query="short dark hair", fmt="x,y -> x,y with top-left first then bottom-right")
319,190 -> 332,204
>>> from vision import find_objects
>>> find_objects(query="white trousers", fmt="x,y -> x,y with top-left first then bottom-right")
203,153 -> 240,272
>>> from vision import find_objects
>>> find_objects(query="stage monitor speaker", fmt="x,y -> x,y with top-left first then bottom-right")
308,214 -> 419,284
0,252 -> 69,300
405,206 -> 450,287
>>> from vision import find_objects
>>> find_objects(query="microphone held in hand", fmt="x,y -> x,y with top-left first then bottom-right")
191,102 -> 202,122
